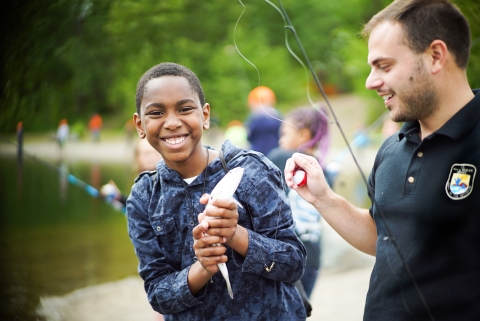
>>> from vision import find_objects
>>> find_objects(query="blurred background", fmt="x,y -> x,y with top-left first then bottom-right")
1,0 -> 479,320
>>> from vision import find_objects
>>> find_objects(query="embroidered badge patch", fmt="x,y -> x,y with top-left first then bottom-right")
445,163 -> 477,200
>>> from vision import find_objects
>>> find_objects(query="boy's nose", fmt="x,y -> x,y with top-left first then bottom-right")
164,114 -> 182,130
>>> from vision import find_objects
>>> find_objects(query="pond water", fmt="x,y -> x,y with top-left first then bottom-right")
0,154 -> 139,320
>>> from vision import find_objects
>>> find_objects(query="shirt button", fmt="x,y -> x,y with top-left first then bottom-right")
189,221 -> 195,227
248,266 -> 252,271
156,226 -> 162,232
408,176 -> 415,183
193,256 -> 198,262
417,151 -> 424,157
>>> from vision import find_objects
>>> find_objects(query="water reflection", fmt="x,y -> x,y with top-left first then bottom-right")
0,155 -> 139,320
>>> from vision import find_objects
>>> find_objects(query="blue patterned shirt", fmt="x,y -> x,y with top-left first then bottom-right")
126,140 -> 307,320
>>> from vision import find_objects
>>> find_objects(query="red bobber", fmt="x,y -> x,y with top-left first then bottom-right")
293,170 -> 307,186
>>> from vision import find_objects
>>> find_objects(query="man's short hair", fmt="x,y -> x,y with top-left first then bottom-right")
362,0 -> 471,69
135,62 -> 205,115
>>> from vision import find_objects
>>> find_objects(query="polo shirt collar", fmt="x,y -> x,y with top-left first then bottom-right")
397,89 -> 480,142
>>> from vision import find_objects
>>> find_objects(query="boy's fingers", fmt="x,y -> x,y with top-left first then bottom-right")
210,197 -> 236,210
199,193 -> 210,205
192,221 -> 209,239
198,212 -> 205,223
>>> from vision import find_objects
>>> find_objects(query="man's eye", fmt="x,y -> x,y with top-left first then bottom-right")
379,65 -> 390,71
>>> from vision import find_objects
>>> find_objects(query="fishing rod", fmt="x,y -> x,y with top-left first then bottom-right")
1,135 -> 126,214
269,1 -> 435,319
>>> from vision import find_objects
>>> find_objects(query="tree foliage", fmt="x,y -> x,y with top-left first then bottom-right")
1,0 -> 479,132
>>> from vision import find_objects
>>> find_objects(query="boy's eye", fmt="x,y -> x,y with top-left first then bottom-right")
179,106 -> 195,113
147,110 -> 164,117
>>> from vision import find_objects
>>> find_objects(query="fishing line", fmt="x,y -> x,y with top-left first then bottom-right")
233,0 -> 296,273
235,0 -> 303,153
0,136 -> 126,214
265,0 -> 330,122
269,1 -> 435,319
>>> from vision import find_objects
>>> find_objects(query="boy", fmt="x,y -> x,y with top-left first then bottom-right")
127,62 -> 307,320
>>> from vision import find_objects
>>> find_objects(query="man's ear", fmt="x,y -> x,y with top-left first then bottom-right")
202,103 -> 211,130
429,40 -> 448,74
133,113 -> 146,139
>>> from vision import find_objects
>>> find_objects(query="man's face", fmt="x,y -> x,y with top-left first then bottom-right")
365,21 -> 438,123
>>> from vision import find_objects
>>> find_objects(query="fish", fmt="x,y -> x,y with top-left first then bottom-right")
204,167 -> 244,299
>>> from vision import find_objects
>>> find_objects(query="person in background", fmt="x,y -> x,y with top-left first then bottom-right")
268,105 -> 331,298
16,121 -> 23,160
100,138 -> 163,207
124,118 -> 136,145
245,86 -> 282,156
285,0 -> 480,319
89,113 -> 103,142
223,119 -> 249,150
127,62 -> 306,320
56,119 -> 69,151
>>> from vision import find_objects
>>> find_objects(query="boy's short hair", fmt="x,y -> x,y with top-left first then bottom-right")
362,0 -> 471,69
135,62 -> 205,115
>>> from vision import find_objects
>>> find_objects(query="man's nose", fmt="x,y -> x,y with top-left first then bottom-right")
365,69 -> 383,90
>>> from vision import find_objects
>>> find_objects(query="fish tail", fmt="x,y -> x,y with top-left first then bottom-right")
217,262 -> 234,299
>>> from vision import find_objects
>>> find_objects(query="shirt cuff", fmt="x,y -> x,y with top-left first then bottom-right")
241,229 -> 274,275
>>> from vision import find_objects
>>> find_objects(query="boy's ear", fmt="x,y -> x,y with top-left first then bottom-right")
202,103 -> 211,130
133,113 -> 146,139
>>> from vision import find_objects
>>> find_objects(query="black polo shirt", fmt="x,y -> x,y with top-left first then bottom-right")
364,90 -> 480,321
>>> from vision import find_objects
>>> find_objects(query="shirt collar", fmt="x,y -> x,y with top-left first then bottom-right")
397,89 -> 480,142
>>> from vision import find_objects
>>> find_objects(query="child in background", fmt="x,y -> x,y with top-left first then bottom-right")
268,105 -> 332,298
56,119 -> 69,150
100,138 -> 163,207
127,62 -> 307,320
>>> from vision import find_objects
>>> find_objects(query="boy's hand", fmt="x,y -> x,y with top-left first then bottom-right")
192,220 -> 227,274
199,194 -> 239,246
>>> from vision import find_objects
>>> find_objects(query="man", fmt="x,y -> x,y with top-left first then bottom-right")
285,0 -> 479,320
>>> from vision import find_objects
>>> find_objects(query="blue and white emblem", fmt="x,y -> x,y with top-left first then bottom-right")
445,163 -> 476,200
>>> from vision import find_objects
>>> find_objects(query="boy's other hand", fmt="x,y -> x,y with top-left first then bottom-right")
192,220 -> 227,274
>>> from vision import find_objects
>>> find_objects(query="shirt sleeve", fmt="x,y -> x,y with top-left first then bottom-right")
126,176 -> 205,315
234,155 -> 307,283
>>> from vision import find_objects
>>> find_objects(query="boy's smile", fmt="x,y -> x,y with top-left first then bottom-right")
135,76 -> 210,175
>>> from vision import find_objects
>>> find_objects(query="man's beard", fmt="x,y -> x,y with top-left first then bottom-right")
392,59 -> 439,123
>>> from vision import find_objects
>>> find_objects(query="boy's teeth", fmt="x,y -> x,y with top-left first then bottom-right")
165,136 -> 186,144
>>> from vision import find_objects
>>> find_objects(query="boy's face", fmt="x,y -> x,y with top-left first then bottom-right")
134,76 -> 210,170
